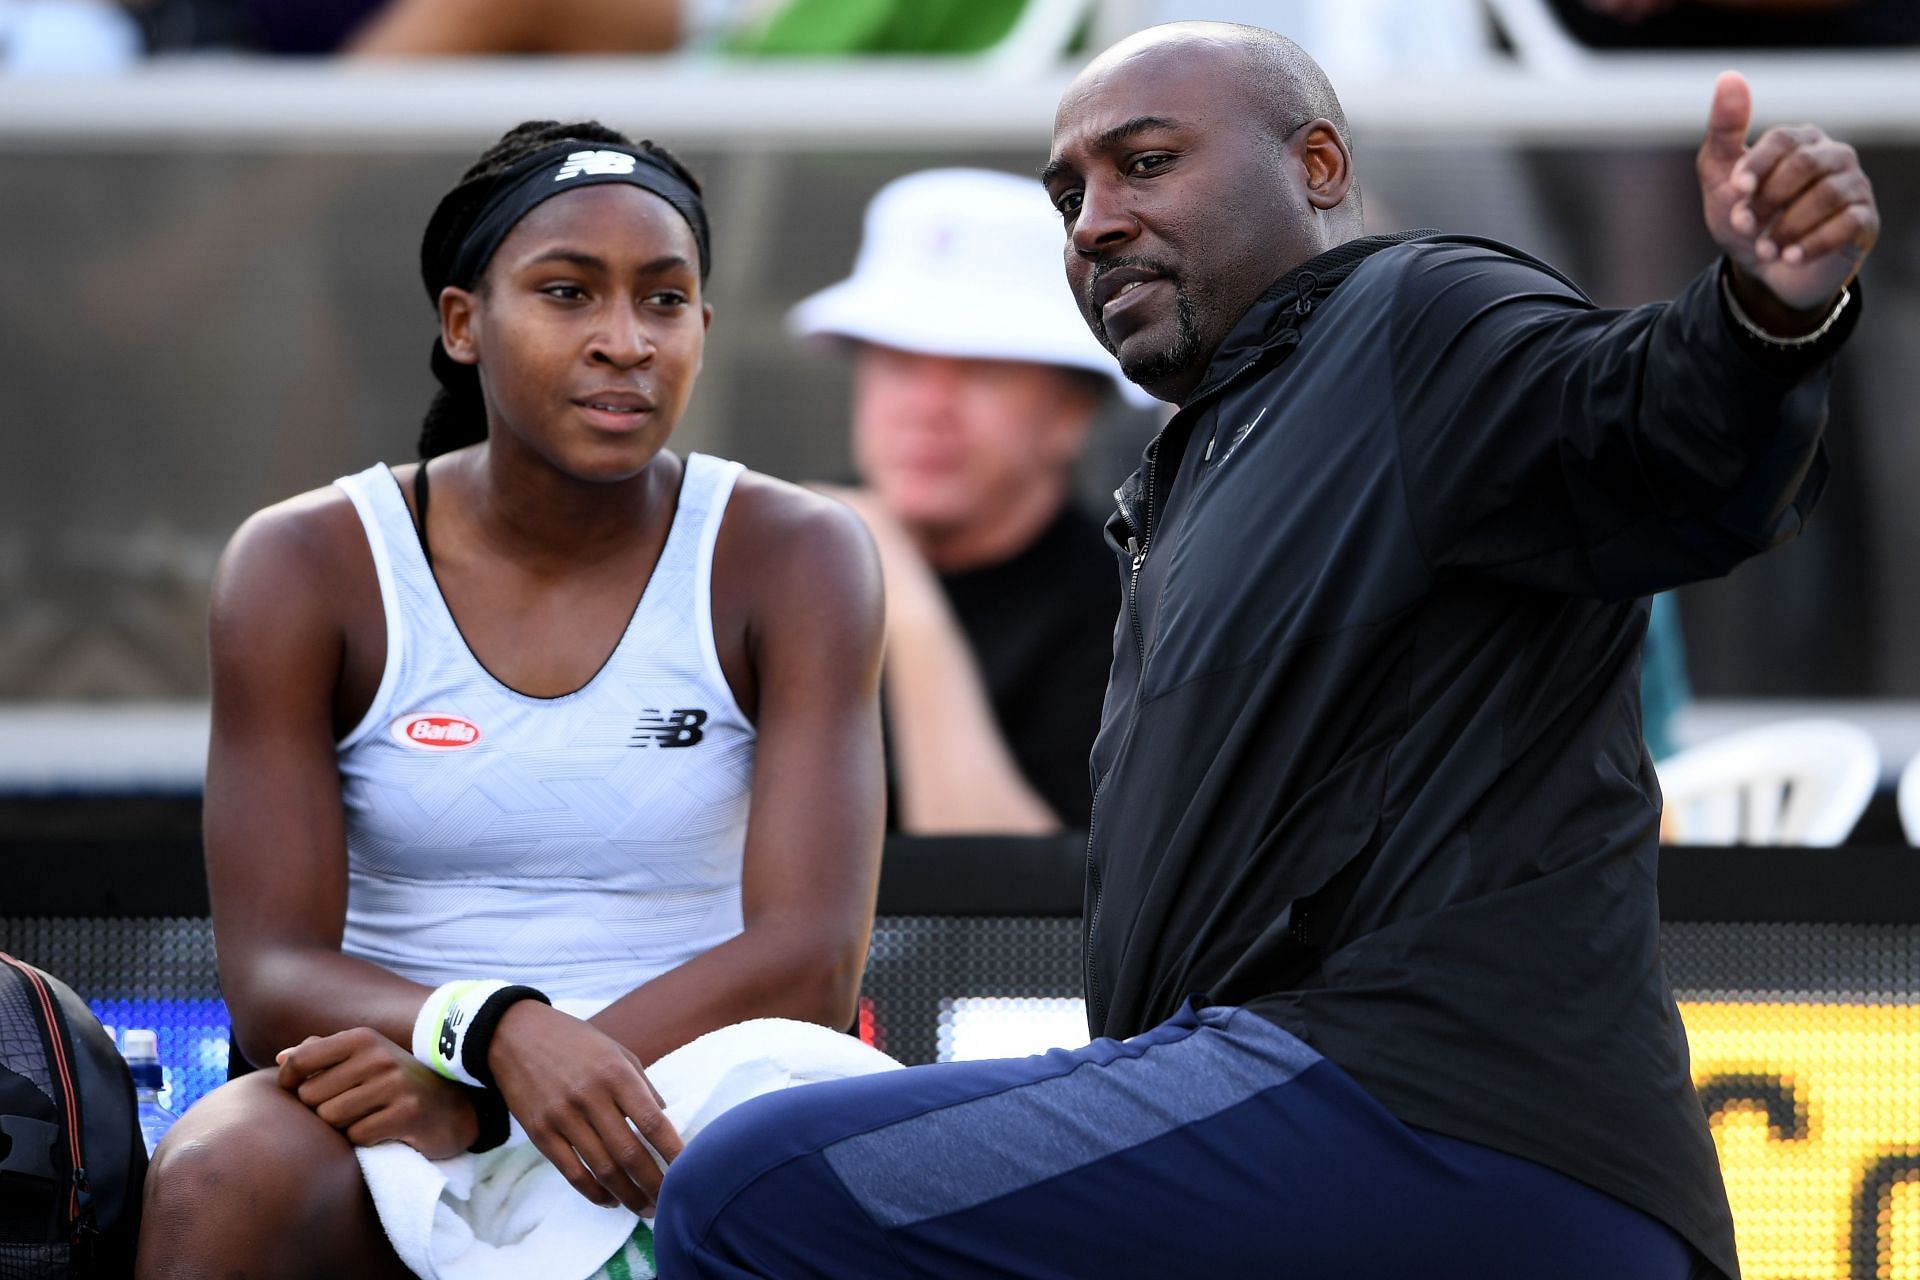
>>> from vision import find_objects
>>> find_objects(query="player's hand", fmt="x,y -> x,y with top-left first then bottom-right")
276,1027 -> 479,1159
485,1000 -> 681,1215
1698,70 -> 1878,323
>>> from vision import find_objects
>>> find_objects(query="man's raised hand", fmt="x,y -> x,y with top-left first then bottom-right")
1698,70 -> 1878,322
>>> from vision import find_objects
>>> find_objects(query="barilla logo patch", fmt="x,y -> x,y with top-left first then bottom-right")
391,712 -> 483,751
555,150 -> 636,181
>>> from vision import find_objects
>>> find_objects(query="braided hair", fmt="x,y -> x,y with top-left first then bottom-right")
416,121 -> 706,460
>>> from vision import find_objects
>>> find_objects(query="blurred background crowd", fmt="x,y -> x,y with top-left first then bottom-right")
2,0 -> 1918,840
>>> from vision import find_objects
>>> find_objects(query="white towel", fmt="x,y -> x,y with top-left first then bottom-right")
357,1016 -> 904,1280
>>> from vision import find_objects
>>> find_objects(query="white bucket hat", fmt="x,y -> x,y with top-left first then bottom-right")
788,168 -> 1154,407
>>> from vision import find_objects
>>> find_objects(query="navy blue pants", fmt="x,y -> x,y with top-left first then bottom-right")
654,1004 -> 1699,1278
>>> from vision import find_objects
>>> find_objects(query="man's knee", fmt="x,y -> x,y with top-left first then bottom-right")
657,1084 -> 862,1273
655,1092 -> 777,1256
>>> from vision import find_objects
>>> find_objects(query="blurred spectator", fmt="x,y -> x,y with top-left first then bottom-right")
127,0 -> 1045,57
345,0 -> 686,55
791,168 -> 1144,834
1547,0 -> 1920,47
122,0 -> 707,55
351,0 -> 1035,57
0,0 -> 141,71
1138,0 -> 1491,74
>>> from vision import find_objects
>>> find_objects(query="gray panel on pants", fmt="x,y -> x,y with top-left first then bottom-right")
822,1007 -> 1319,1229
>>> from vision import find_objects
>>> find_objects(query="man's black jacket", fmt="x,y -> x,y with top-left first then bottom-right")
1086,231 -> 1854,1279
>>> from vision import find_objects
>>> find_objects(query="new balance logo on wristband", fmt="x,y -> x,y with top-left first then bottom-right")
412,979 -> 548,1102
632,708 -> 708,748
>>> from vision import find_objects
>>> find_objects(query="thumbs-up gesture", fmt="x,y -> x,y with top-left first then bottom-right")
1698,71 -> 1878,326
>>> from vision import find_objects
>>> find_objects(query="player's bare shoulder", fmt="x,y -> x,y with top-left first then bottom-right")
210,474 -> 392,657
725,470 -> 879,564
713,469 -> 883,651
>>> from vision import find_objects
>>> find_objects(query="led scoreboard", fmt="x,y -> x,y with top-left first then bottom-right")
1683,999 -> 1920,1280
6,827 -> 1920,1277
1629,849 -> 1920,1280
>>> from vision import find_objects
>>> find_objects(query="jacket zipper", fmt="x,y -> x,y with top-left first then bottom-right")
1082,787 -> 1107,1032
1124,447 -> 1158,667
1085,268 -> 1358,1035
1,954 -> 87,1233
1093,346 -> 1287,1034
1125,539 -> 1147,666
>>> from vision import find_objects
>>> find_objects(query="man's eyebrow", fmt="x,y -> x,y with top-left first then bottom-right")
1041,115 -> 1185,188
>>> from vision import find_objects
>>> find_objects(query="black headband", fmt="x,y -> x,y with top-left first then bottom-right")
440,140 -> 711,294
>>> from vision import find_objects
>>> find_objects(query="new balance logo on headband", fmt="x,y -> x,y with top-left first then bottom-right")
555,150 -> 638,182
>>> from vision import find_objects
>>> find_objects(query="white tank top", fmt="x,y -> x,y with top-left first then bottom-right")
331,453 -> 754,1013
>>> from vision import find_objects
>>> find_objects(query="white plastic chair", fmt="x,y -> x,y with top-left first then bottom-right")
1480,0 -> 1594,74
1656,719 -> 1879,846
979,0 -> 1100,74
1897,752 -> 1920,846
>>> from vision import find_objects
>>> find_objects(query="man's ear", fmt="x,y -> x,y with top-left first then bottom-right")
439,286 -> 480,365
1298,120 -> 1354,211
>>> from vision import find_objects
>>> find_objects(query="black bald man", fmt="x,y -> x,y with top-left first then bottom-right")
655,23 -> 1876,1279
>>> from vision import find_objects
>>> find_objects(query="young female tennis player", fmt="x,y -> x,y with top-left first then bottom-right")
136,121 -> 885,1278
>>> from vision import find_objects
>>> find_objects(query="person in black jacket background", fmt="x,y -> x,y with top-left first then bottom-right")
654,21 -> 1878,1279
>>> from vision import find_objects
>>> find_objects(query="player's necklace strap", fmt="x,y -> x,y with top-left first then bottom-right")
413,458 -> 433,570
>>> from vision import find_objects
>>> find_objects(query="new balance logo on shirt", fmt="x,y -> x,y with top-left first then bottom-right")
632,709 -> 708,749
555,150 -> 638,181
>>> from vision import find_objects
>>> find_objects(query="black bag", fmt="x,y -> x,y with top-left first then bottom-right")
0,953 -> 146,1279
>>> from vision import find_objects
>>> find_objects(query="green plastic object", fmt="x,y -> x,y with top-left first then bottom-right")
726,0 -> 1031,55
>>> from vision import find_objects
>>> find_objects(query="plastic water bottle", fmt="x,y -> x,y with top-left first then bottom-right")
122,1029 -> 178,1156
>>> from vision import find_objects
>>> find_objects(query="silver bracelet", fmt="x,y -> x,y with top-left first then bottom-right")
1720,272 -> 1852,349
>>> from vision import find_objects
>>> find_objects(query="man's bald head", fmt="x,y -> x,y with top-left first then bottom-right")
1076,22 -> 1357,176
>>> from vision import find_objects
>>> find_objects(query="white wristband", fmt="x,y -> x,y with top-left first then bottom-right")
411,979 -> 512,1088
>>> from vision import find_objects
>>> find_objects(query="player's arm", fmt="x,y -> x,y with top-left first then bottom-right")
554,480 -> 885,1064
211,498 -> 491,1161
205,494 -> 437,1066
